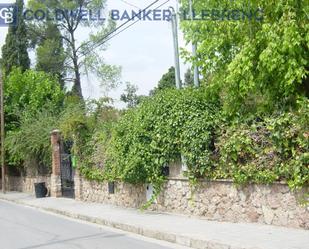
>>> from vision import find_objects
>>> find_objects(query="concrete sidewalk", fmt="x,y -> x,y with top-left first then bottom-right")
0,192 -> 308,249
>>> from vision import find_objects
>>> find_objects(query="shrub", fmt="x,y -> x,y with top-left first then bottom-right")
79,92 -> 308,191
102,87 -> 221,189
216,98 -> 309,189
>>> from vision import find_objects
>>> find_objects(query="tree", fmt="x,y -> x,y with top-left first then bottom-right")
4,68 -> 64,130
184,68 -> 194,87
120,82 -> 142,108
1,0 -> 30,76
3,67 -> 64,173
180,0 -> 308,114
27,0 -> 121,99
158,67 -> 177,90
150,67 -> 176,95
34,23 -> 66,88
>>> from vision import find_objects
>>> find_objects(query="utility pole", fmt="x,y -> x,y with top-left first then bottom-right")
0,70 -> 5,193
169,7 -> 182,89
189,0 -> 199,87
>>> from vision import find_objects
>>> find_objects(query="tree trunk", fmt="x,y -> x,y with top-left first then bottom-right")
72,57 -> 82,99
70,31 -> 83,99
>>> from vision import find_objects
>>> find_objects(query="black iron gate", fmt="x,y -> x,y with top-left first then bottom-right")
60,141 -> 75,198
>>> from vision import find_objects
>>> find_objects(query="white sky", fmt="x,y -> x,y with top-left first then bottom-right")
0,0 -> 189,107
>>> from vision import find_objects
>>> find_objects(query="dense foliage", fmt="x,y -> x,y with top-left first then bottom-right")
34,23 -> 66,87
150,67 -> 176,95
6,110 -> 58,172
104,88 -> 219,185
4,69 -> 64,171
180,0 -> 308,114
77,89 -> 308,190
215,98 -> 309,189
4,68 -> 64,128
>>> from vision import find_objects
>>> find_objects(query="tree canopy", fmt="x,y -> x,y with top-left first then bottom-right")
1,0 -> 30,76
150,66 -> 176,95
180,0 -> 309,114
4,68 -> 64,130
34,23 -> 66,88
120,82 -> 142,108
27,0 -> 121,98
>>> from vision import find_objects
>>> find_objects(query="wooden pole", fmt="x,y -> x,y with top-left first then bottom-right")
0,71 -> 5,193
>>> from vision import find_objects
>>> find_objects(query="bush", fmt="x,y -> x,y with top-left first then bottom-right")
101,87 -> 221,188
79,90 -> 308,191
216,98 -> 309,189
6,109 -> 59,172
5,68 -> 64,128
4,68 -> 65,172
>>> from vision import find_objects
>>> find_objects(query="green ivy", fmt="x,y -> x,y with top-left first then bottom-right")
216,98 -> 309,188
84,87 -> 221,190
77,92 -> 308,191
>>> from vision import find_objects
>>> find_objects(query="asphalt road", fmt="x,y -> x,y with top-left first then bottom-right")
0,200 -> 188,249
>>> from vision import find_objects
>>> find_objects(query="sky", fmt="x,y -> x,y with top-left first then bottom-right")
0,0 -> 189,107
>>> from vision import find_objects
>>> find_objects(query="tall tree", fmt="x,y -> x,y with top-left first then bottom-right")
32,23 -> 66,88
150,67 -> 176,95
1,0 -> 30,76
28,0 -> 121,99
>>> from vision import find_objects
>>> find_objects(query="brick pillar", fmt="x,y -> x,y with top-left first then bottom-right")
50,130 -> 62,197
74,169 -> 82,200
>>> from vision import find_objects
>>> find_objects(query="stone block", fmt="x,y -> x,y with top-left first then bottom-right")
262,205 -> 274,225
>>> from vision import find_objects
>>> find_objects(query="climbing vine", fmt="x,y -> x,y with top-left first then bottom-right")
77,89 -> 308,191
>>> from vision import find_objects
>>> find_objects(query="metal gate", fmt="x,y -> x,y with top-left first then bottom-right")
60,142 -> 75,198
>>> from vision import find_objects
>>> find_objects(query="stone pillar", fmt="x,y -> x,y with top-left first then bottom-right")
74,169 -> 82,200
50,130 -> 62,197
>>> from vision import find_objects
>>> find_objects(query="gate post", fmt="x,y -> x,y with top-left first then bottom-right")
50,130 -> 62,197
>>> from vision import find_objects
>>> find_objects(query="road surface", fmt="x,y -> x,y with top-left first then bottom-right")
0,200 -> 188,249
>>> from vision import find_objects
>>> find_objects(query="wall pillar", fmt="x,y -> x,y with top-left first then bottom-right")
50,130 -> 62,197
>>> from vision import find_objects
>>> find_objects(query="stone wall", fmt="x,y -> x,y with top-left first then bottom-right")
153,178 -> 309,229
75,175 -> 146,208
3,172 -> 308,229
74,172 -> 308,229
1,176 -> 51,193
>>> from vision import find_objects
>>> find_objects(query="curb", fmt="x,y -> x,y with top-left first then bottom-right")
0,195 -> 254,249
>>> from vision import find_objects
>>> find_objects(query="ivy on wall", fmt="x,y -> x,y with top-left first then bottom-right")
78,88 -> 308,191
